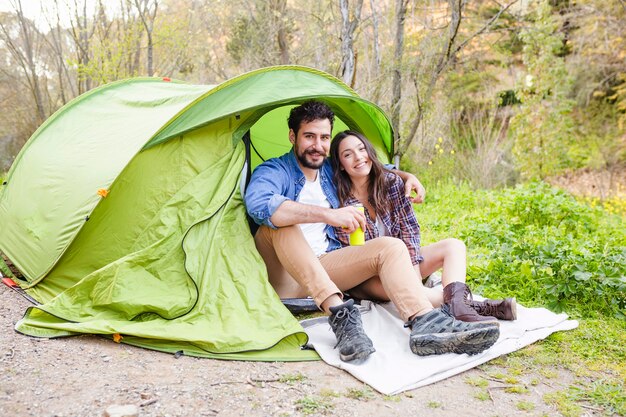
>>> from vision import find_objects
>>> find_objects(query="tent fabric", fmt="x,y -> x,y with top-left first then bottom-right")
0,66 -> 394,361
0,79 -> 213,284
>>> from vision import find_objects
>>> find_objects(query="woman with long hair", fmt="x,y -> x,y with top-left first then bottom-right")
329,130 -> 516,323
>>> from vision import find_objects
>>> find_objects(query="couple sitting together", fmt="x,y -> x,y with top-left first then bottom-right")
245,101 -> 516,363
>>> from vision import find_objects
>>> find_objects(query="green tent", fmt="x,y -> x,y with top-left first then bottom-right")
0,66 -> 394,361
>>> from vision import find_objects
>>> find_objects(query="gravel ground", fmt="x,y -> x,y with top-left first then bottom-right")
1,283 -> 579,417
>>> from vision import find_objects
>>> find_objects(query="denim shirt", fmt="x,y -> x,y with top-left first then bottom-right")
245,150 -> 342,253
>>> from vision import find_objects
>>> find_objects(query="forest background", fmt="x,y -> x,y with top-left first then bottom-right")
0,0 -> 624,191
0,1 -> 624,415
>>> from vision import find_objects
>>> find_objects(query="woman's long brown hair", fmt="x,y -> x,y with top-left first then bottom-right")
330,130 -> 392,215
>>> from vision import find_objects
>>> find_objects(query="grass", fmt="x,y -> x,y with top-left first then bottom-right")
415,180 -> 625,415
279,372 -> 307,385
383,395 -> 401,402
464,376 -> 489,388
319,388 -> 340,398
474,390 -> 491,401
473,316 -> 625,415
505,385 -> 529,394
292,181 -> 625,414
3,172 -> 624,414
427,400 -> 443,408
516,400 -> 536,411
295,396 -> 333,415
344,386 -> 375,401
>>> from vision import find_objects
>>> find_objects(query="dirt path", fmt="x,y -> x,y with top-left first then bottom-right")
548,166 -> 626,199
1,284 -> 581,417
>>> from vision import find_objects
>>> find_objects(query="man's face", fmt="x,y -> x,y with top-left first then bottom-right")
289,118 -> 332,171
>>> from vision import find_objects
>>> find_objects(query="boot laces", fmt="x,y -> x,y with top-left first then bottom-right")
332,307 -> 363,348
480,301 -> 498,316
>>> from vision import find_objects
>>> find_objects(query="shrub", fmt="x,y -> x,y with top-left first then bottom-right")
417,181 -> 626,318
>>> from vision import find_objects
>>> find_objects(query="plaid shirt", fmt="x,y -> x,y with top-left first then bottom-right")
334,171 -> 423,265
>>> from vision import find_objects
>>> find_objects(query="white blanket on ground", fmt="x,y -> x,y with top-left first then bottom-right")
301,300 -> 578,395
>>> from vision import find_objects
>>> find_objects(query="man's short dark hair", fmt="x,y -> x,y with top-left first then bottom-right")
287,101 -> 335,135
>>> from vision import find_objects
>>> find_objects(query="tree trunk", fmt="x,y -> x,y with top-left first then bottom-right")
1,0 -> 48,124
339,0 -> 363,88
396,0 -> 520,159
369,0 -> 382,102
271,0 -> 289,65
134,0 -> 159,76
391,0 -> 408,153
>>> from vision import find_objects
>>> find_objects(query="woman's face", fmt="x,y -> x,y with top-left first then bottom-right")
337,135 -> 372,180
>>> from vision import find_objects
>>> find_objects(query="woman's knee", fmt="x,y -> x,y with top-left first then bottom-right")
443,238 -> 466,255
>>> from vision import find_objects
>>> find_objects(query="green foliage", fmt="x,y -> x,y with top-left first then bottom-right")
505,385 -> 529,394
568,379 -> 626,416
485,316 -> 625,415
417,181 -> 626,318
402,106 -> 518,190
226,17 -> 256,65
344,386 -> 375,401
572,102 -> 626,170
516,401 -> 536,411
278,372 -> 307,385
609,73 -> 626,133
473,390 -> 490,401
295,396 -> 333,415
319,388 -> 340,398
225,1 -> 292,68
464,376 -> 488,388
509,0 -> 578,179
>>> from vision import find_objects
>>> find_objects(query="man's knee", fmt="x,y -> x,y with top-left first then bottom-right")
372,236 -> 409,257
257,224 -> 302,242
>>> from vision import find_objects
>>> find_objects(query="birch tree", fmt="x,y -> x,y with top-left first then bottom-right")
394,0 -> 520,160
390,0 -> 408,163
0,0 -> 47,124
133,0 -> 159,76
339,0 -> 363,88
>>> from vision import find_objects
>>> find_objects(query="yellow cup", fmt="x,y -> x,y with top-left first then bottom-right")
349,205 -> 365,246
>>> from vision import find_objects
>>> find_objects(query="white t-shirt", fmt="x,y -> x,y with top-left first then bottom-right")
297,175 -> 330,256
376,216 -> 389,237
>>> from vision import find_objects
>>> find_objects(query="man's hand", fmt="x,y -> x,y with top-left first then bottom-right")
403,174 -> 426,204
393,170 -> 426,204
270,200 -> 366,231
325,206 -> 366,233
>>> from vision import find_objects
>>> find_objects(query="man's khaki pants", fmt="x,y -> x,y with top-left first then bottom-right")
254,225 -> 432,321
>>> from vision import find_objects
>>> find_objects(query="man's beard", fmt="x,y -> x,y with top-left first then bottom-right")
296,148 -> 326,169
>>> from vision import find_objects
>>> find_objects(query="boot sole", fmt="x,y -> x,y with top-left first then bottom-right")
457,316 -> 500,326
410,326 -> 500,356
507,298 -> 518,320
494,298 -> 517,320
340,346 -> 376,363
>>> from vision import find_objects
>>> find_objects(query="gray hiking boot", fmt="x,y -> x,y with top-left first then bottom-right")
407,308 -> 500,356
329,299 -> 375,362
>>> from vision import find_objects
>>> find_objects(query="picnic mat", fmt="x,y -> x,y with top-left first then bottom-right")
301,299 -> 578,395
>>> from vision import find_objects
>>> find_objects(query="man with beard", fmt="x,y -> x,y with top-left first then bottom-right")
245,101 -> 499,363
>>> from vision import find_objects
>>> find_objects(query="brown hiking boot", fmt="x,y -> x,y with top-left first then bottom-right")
443,282 -> 498,324
469,298 -> 517,321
